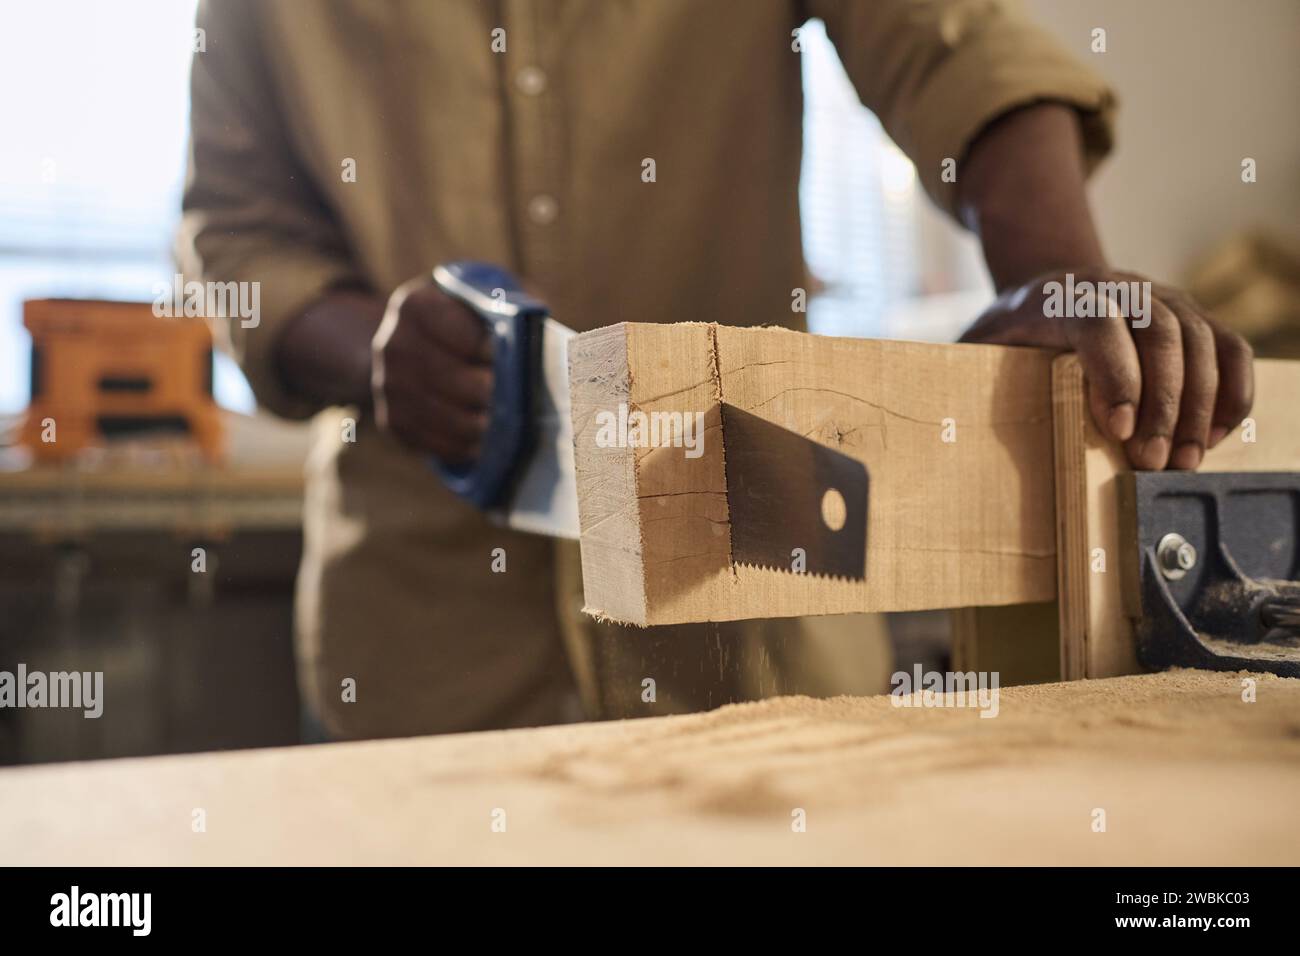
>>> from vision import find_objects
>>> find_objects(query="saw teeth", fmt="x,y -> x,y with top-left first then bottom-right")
732,560 -> 865,584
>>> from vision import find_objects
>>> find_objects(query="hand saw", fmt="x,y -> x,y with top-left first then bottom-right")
430,261 -> 579,540
428,260 -> 869,579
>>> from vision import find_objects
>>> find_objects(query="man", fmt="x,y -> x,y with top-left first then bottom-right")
179,0 -> 1253,740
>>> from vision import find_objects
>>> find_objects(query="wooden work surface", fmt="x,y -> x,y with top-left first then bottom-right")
2,670 -> 1297,865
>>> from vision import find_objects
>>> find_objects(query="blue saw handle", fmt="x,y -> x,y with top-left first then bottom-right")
430,261 -> 550,509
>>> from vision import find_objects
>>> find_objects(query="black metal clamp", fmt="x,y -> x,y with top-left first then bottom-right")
1118,471 -> 1300,677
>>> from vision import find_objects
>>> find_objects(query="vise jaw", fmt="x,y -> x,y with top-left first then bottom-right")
1118,471 -> 1300,677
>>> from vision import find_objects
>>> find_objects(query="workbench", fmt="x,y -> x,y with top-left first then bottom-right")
2,670 -> 1296,865
0,409 -> 307,536
0,410 -> 309,763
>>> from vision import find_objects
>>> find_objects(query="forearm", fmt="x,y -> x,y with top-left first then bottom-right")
957,103 -> 1109,293
273,288 -> 384,409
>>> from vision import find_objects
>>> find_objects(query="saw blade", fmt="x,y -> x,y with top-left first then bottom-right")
499,316 -> 580,540
721,404 -> 868,580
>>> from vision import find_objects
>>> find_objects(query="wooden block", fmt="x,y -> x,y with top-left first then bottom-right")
569,322 -> 1058,626
1052,354 -> 1300,679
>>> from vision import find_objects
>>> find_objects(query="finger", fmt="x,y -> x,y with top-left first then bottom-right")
424,346 -> 494,409
1166,302 -> 1218,470
411,387 -> 491,446
387,403 -> 482,463
385,360 -> 492,422
401,286 -> 493,363
1124,300 -> 1184,470
1062,303 -> 1143,444
1208,325 -> 1255,447
1124,277 -> 1254,452
384,332 -> 494,410
383,367 -> 491,447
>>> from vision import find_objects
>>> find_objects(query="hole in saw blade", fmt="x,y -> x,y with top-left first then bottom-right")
821,487 -> 847,531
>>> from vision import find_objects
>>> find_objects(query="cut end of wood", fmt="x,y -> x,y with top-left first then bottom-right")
580,604 -> 651,628
567,323 -> 650,626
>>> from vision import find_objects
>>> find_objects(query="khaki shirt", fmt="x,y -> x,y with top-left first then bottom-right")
179,0 -> 1114,739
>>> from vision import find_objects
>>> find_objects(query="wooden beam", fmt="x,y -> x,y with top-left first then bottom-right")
1051,354 -> 1300,679
569,322 -> 1058,626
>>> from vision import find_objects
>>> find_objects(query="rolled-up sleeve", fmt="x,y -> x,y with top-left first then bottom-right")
808,0 -> 1117,216
176,0 -> 363,419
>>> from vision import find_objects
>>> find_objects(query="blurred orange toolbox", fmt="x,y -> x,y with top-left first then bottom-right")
20,299 -> 223,463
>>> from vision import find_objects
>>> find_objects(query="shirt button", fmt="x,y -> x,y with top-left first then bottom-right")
515,66 -> 547,96
527,194 -> 558,225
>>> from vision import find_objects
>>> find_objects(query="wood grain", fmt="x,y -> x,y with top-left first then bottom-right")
569,323 -> 1058,626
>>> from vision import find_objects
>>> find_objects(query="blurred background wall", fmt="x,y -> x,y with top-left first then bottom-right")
889,0 -> 1300,343
1027,0 -> 1300,281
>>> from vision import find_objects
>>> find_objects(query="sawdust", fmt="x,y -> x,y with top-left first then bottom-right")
517,669 -> 1300,821
3,669 -> 1299,865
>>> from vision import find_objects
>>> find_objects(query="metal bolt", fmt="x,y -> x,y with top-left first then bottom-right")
1156,532 -> 1197,580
